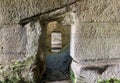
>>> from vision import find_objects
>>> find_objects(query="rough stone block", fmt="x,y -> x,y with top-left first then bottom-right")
0,24 -> 26,63
0,21 -> 41,63
0,21 -> 42,82
70,0 -> 120,22
71,61 -> 120,83
71,22 -> 120,64
0,0 -> 75,24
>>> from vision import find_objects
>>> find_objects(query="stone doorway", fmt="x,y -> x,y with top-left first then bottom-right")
42,20 -> 72,82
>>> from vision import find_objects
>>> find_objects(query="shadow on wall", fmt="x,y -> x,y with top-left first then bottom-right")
42,45 -> 72,81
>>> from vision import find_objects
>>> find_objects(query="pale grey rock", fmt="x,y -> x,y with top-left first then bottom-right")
101,64 -> 120,80
0,0 -> 75,24
70,1 -> 120,82
0,24 -> 27,63
25,21 -> 41,58
71,61 -> 99,83
71,61 -> 120,83
0,21 -> 41,63
70,0 -> 120,22
0,21 -> 42,82
71,22 -> 120,64
1,0 -> 120,82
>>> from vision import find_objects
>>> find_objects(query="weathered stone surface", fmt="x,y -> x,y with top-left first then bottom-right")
0,0 -> 75,24
0,21 -> 41,63
71,22 -> 120,64
0,57 -> 35,82
0,24 -> 26,63
71,61 -> 120,83
2,0 -> 120,82
69,1 -> 120,82
0,21 -> 42,82
71,61 -> 99,83
70,0 -> 120,22
25,21 -> 41,58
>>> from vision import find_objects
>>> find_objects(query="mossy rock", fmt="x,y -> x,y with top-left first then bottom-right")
98,78 -> 120,83
70,69 -> 75,83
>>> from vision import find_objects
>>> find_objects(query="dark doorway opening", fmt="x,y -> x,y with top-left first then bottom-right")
42,21 -> 72,82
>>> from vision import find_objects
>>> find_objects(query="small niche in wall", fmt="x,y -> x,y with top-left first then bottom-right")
51,31 -> 62,52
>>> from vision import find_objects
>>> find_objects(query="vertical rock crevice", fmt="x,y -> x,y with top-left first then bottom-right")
33,21 -> 47,83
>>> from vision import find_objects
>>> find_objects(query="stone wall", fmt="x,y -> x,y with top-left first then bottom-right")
0,0 -> 74,82
0,21 -> 42,82
0,0 -> 76,24
1,0 -> 120,83
70,0 -> 120,83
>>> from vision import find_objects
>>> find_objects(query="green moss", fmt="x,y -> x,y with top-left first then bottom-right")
97,78 -> 120,83
70,69 -> 75,83
0,57 -> 35,83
